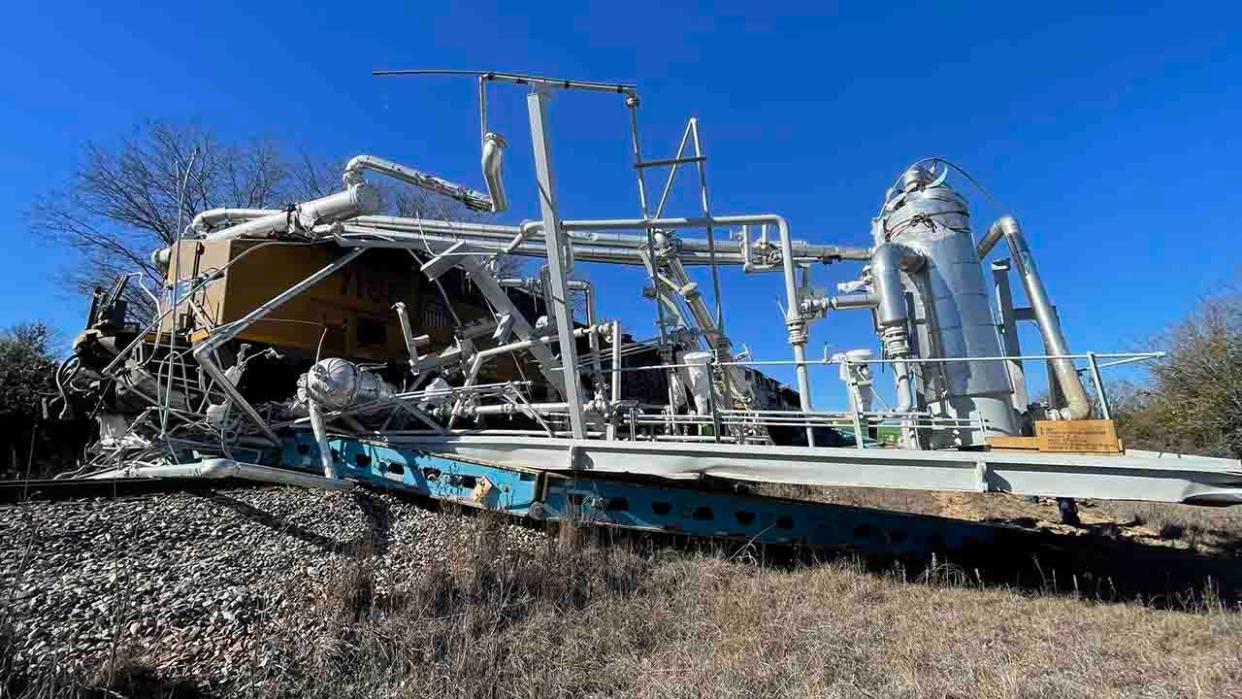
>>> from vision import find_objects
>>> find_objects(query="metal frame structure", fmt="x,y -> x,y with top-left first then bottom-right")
66,70 -> 1242,517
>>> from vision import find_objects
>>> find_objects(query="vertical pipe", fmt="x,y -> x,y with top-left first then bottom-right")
627,98 -> 665,342
607,320 -> 622,440
307,400 -> 335,479
393,301 -> 420,374
706,355 -> 722,444
627,97 -> 678,419
527,88 -> 585,439
1087,351 -> 1111,420
775,217 -> 814,445
851,398 -> 865,449
584,284 -> 605,394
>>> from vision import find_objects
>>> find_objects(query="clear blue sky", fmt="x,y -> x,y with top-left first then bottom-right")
1,2 -> 1238,405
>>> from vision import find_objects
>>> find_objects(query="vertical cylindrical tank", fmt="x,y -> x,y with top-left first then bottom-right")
882,166 -> 1017,445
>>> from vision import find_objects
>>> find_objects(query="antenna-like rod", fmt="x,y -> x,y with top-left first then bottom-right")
373,69 -> 637,97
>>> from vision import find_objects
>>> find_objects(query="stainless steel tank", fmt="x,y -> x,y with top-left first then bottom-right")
882,166 -> 1018,446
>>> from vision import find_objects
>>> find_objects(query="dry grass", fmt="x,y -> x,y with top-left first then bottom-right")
239,516 -> 1242,699
5,492 -> 1241,697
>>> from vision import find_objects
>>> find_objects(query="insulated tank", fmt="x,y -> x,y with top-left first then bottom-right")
882,166 -> 1017,446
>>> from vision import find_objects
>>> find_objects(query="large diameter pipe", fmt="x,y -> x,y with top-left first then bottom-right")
981,216 -> 1090,421
199,184 -> 379,241
870,243 -> 924,327
870,243 -> 925,447
187,208 -> 280,236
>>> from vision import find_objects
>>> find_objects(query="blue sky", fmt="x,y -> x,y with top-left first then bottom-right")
1,2 -> 1238,406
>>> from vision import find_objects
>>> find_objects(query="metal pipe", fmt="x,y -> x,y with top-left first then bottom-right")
689,118 -> 727,339
307,400 -> 336,478
192,248 -> 366,442
871,243 -> 924,326
88,459 -> 353,491
467,402 -> 571,416
609,320 -> 622,440
538,214 -> 852,422
981,216 -> 1090,420
343,154 -> 495,212
871,243 -> 925,447
582,282 -> 605,394
199,185 -> 380,241
1087,351 -> 1111,420
830,293 -> 879,310
186,208 -> 279,236
374,69 -> 638,97
528,88 -> 585,439
343,217 -> 866,265
480,133 -> 509,213
392,301 -> 430,374
772,216 -> 815,445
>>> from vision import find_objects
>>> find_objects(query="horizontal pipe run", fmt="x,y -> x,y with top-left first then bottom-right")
88,459 -> 354,491
342,216 -> 870,263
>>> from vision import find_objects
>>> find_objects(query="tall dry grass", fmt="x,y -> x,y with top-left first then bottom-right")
4,504 -> 1240,698
237,516 -> 1242,699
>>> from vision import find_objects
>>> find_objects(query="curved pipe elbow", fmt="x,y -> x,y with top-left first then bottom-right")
871,243 -> 924,327
481,133 -> 509,213
977,216 -> 1016,259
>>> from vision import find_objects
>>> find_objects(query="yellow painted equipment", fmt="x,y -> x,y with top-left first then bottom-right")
163,239 -> 482,361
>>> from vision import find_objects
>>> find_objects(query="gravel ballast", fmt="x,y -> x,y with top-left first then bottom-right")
0,486 -> 548,688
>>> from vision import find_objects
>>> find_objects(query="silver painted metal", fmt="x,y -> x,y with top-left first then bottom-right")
1087,351 -> 1112,420
480,133 -> 509,213
90,459 -> 355,491
528,87 -> 586,439
375,69 -> 638,97
197,185 -> 380,241
990,259 -> 1029,412
343,154 -> 495,212
394,434 -> 1242,505
881,168 -> 1019,445
186,208 -> 279,236
75,72 -> 1242,518
980,216 -> 1090,421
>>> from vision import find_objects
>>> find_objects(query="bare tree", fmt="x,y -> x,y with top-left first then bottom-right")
29,122 -> 334,317
31,121 -> 526,325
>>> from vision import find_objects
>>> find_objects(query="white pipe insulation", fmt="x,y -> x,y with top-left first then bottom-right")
191,184 -> 381,242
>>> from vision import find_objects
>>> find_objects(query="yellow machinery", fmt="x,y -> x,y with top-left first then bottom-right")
162,239 -> 491,363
